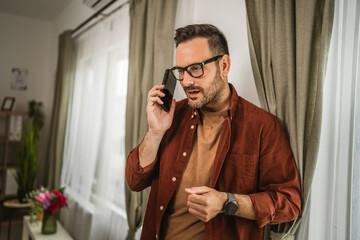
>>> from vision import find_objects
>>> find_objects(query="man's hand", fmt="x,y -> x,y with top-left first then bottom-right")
185,186 -> 227,222
138,85 -> 176,168
147,84 -> 176,134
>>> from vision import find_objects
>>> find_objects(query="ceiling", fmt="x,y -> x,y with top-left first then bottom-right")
0,0 -> 73,20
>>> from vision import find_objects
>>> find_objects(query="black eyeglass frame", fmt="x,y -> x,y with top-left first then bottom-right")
170,55 -> 224,81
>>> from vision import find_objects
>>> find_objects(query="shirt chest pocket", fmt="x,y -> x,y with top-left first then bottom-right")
218,154 -> 258,194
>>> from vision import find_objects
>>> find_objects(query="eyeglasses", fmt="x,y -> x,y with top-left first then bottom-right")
170,55 -> 223,81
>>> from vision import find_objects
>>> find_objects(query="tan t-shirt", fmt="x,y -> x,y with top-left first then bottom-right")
162,109 -> 226,239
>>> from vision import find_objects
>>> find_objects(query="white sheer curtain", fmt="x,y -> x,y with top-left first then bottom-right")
299,0 -> 360,239
60,5 -> 130,240
352,47 -> 360,239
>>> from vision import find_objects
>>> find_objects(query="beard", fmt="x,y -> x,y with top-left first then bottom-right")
183,66 -> 226,109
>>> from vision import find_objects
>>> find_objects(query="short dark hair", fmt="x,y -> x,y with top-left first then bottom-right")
174,24 -> 230,56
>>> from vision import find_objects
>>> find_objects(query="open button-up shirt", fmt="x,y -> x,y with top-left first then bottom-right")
126,84 -> 301,240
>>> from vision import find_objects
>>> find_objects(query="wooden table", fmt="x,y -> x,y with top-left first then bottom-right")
22,215 -> 73,240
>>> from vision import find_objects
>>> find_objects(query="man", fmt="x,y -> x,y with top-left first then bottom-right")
126,24 -> 301,240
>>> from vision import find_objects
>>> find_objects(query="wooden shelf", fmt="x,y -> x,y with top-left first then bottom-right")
5,164 -> 17,169
0,111 -> 27,115
0,165 -> 17,171
0,111 -> 27,201
0,139 -> 22,143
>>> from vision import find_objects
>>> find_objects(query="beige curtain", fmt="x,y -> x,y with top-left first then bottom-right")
124,0 -> 177,239
245,0 -> 334,239
45,31 -> 74,189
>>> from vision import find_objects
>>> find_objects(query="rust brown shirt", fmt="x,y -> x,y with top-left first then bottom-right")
126,84 -> 301,240
161,108 -> 226,239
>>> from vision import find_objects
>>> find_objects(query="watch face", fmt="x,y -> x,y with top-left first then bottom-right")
225,202 -> 238,215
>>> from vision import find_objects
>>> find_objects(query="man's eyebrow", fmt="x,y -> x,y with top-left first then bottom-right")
175,61 -> 200,69
173,65 -> 186,69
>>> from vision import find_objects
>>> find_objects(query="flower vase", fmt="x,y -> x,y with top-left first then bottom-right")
41,211 -> 57,234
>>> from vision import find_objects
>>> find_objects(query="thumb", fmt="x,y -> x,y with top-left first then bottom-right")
185,186 -> 211,195
169,99 -> 176,114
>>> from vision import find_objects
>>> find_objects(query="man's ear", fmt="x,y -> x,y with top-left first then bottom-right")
220,54 -> 231,78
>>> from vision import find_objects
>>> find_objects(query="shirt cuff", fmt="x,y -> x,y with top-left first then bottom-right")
249,192 -> 275,228
138,156 -> 157,174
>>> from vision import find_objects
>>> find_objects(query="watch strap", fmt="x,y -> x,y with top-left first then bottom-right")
227,192 -> 236,202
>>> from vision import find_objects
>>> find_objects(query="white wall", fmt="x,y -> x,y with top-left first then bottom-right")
174,0 -> 259,106
0,12 -> 55,113
53,0 -> 94,38
0,12 -> 55,186
0,0 -> 95,190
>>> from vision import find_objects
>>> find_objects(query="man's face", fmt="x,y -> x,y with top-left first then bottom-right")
175,38 -> 226,109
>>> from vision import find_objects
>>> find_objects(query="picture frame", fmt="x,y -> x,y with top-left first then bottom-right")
1,97 -> 15,111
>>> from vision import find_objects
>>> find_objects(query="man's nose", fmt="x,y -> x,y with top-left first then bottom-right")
182,70 -> 195,86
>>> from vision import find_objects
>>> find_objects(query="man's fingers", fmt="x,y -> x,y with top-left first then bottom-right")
147,86 -> 167,108
186,187 -> 222,223
185,186 -> 211,195
187,193 -> 206,205
148,85 -> 165,99
150,84 -> 165,91
187,199 -> 206,214
149,96 -> 163,105
150,89 -> 165,98
188,207 -> 206,222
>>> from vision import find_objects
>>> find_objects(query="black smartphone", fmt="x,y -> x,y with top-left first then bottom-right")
160,69 -> 177,112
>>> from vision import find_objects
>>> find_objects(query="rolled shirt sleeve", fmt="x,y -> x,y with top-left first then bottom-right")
126,145 -> 158,192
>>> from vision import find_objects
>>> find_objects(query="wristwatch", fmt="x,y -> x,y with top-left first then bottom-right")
223,193 -> 238,215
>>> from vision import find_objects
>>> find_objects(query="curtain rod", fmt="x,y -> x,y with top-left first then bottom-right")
72,0 -> 129,35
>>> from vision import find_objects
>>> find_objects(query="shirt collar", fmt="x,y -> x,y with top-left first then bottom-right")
226,83 -> 239,120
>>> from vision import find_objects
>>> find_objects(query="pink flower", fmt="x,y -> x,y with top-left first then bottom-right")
34,191 -> 50,203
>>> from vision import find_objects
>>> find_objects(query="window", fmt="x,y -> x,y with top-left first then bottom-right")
61,5 -> 130,239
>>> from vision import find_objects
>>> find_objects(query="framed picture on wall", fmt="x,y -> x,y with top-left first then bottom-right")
1,97 -> 15,111
11,68 -> 28,91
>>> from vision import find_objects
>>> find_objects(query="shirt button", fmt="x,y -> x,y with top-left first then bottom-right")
156,234 -> 158,238
183,152 -> 187,157
172,177 -> 176,181
160,206 -> 164,210
191,125 -> 194,129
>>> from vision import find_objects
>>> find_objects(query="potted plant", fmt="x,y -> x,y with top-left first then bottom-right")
28,100 -> 45,136
14,100 -> 44,202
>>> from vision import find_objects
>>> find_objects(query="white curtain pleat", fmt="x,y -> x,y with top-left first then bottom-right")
352,49 -> 360,239
300,0 -> 360,239
60,200 -> 93,240
60,5 -> 130,240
